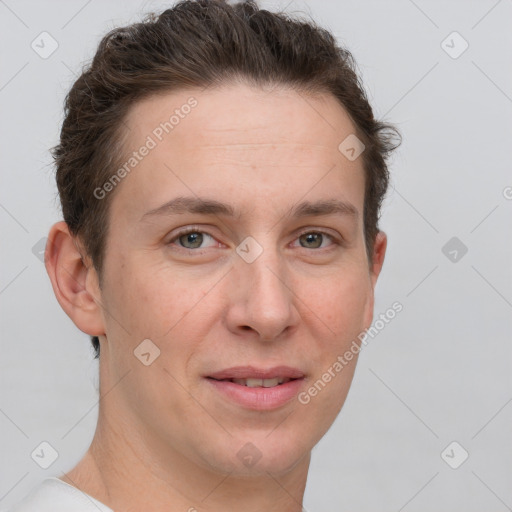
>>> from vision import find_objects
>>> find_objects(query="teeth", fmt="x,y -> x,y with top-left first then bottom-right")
231,377 -> 290,387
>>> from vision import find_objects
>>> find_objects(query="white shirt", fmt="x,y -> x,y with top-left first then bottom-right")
4,477 -> 113,512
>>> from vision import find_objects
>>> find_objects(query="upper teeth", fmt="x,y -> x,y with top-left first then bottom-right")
231,377 -> 291,387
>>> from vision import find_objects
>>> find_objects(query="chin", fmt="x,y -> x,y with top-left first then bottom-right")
199,428 -> 313,477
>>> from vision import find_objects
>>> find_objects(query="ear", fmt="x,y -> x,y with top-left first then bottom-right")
370,230 -> 387,289
44,221 -> 106,337
362,230 -> 388,329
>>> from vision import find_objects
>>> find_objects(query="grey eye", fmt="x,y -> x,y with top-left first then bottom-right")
299,232 -> 323,248
178,232 -> 204,249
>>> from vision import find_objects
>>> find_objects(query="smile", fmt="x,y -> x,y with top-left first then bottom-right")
205,366 -> 306,410
210,377 -> 294,387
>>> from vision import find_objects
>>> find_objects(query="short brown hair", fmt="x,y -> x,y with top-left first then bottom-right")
52,0 -> 401,359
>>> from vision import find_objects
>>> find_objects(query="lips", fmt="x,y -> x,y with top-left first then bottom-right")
206,366 -> 305,388
205,366 -> 305,408
207,365 -> 305,381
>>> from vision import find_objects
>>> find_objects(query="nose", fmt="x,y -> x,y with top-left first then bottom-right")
225,244 -> 300,341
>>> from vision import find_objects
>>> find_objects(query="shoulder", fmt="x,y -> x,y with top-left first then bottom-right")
3,478 -> 113,512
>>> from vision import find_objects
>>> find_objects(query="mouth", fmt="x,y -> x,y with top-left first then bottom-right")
207,376 -> 298,388
205,366 -> 306,410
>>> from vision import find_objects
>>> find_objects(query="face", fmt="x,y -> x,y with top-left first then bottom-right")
85,83 -> 385,476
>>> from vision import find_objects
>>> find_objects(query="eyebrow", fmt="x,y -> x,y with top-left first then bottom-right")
290,199 -> 358,219
140,196 -> 358,221
141,197 -> 236,220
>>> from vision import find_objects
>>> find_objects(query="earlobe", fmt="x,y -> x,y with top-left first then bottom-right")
44,221 -> 106,336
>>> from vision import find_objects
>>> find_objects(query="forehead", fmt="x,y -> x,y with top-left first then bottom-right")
112,83 -> 365,221
125,83 -> 358,149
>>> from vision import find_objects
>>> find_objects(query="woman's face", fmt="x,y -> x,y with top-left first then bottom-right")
93,83 -> 386,476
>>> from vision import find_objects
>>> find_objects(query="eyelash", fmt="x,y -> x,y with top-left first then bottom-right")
167,226 -> 342,252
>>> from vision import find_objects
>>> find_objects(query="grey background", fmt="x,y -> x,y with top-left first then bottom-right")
1,0 -> 511,510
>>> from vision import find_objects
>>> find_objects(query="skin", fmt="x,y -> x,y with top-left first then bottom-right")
45,83 -> 386,512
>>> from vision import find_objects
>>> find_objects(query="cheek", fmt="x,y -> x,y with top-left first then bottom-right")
109,260 -> 215,341
298,269 -> 370,420
298,268 -> 371,340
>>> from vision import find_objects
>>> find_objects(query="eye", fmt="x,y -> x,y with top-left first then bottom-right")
170,229 -> 219,250
293,231 -> 337,249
